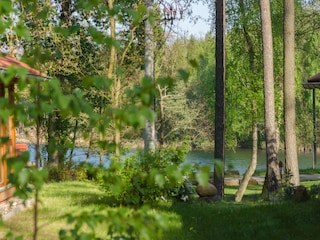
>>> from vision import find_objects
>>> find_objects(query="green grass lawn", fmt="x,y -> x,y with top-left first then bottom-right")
1,179 -> 320,240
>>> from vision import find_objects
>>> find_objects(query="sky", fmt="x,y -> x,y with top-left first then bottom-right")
174,2 -> 211,37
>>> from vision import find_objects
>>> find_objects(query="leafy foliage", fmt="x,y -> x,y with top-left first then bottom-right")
309,184 -> 320,200
59,206 -> 170,240
98,145 -> 195,205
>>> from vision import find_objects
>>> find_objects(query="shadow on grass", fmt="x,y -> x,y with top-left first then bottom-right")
162,197 -> 320,240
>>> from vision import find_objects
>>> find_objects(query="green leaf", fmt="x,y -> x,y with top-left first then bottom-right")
57,95 -> 71,110
15,21 -> 30,40
93,76 -> 113,89
18,169 -> 30,186
177,69 -> 190,82
69,24 -> 80,35
88,26 -> 105,44
196,166 -> 210,187
141,93 -> 151,105
0,66 -> 16,85
110,184 -> 122,195
0,109 -> 11,122
53,26 -> 71,38
0,0 -> 13,15
154,173 -> 165,188
188,59 -> 199,68
15,67 -> 28,81
157,76 -> 174,88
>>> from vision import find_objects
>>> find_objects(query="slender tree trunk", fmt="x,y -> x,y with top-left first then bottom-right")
235,102 -> 258,202
234,0 -> 259,202
214,0 -> 226,199
33,84 -> 42,240
99,106 -> 104,165
144,0 -> 156,152
158,85 -> 165,147
260,0 -> 281,197
283,0 -> 300,186
86,129 -> 94,163
69,119 -> 78,162
33,190 -> 39,240
108,0 -> 121,158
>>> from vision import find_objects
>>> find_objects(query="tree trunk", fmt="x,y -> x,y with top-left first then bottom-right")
283,0 -> 300,186
85,129 -> 94,163
260,0 -> 281,197
99,106 -> 104,165
108,0 -> 121,158
235,0 -> 259,202
69,119 -> 78,162
235,103 -> 258,202
214,0 -> 226,199
158,85 -> 165,147
144,0 -> 156,152
47,111 -> 60,165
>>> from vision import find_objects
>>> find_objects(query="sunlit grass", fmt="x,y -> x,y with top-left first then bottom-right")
0,181 -> 107,239
253,167 -> 320,177
0,179 -> 320,239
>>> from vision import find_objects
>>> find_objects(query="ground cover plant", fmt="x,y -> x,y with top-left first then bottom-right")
1,179 -> 320,240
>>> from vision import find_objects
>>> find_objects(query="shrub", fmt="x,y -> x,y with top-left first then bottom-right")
47,160 -> 89,182
309,184 -> 320,199
99,146 -> 194,205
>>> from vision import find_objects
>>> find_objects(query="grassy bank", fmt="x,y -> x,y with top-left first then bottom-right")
1,180 -> 320,239
253,167 -> 320,176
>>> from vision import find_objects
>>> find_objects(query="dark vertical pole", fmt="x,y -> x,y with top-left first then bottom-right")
214,0 -> 226,199
313,88 -> 317,169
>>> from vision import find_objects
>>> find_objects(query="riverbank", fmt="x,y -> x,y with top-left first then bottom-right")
225,173 -> 320,186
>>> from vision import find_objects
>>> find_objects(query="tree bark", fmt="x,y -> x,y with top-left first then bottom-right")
144,0 -> 156,152
158,85 -> 165,147
108,0 -> 121,158
214,0 -> 226,199
235,105 -> 258,202
283,0 -> 300,186
260,0 -> 281,197
235,0 -> 259,202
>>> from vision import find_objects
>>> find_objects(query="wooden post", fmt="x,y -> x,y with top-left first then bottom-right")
0,83 -> 7,186
8,83 -> 16,158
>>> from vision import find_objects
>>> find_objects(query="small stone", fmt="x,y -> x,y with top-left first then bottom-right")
248,178 -> 258,185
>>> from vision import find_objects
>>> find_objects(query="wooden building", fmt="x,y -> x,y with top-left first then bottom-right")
303,73 -> 320,169
0,55 -> 46,202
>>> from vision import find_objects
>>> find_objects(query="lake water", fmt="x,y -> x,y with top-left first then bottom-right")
27,145 -> 315,174
187,149 -> 315,174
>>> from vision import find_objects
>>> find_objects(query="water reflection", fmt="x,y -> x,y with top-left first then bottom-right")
187,149 -> 314,174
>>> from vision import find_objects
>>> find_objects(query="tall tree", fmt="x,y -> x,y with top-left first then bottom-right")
283,0 -> 300,186
260,0 -> 281,196
235,0 -> 259,202
214,0 -> 226,199
108,0 -> 121,158
144,0 -> 156,152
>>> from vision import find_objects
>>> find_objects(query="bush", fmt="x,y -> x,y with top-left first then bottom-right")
99,146 -> 194,205
47,160 -> 91,182
309,184 -> 320,199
